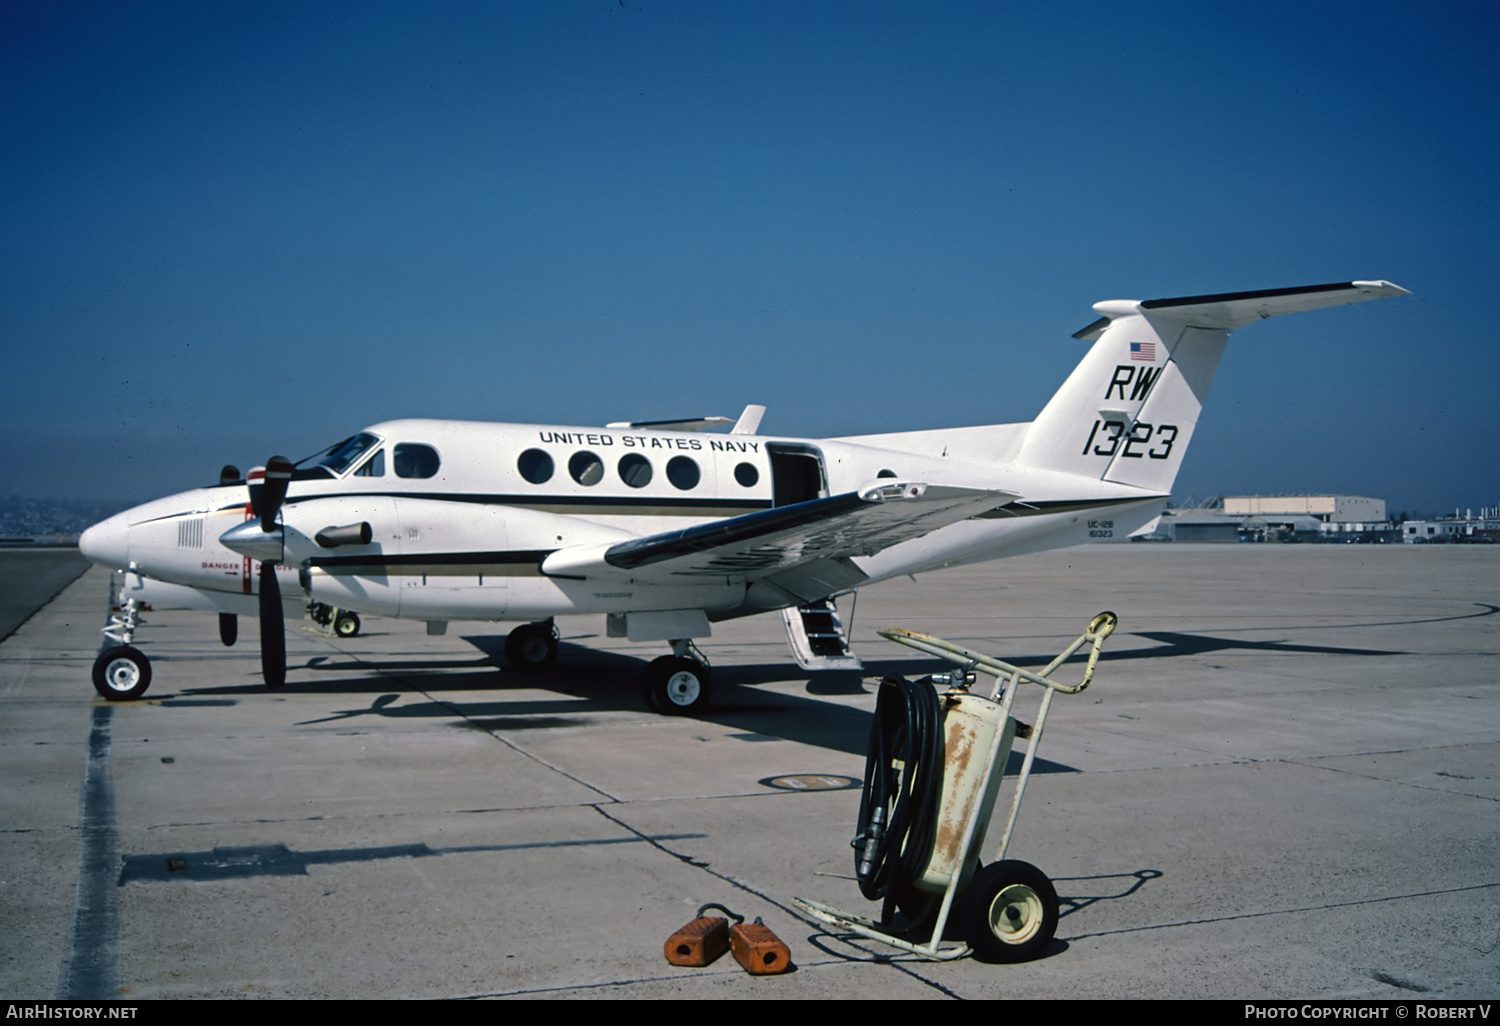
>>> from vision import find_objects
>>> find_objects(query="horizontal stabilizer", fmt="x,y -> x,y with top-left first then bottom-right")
1074,280 -> 1409,339
1028,279 -> 1409,492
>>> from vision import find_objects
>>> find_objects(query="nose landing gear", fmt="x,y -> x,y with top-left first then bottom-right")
92,574 -> 153,701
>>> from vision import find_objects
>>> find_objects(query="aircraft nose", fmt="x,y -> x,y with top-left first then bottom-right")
79,512 -> 130,569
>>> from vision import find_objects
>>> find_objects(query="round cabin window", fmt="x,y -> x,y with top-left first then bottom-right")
666,456 -> 700,490
618,453 -> 652,488
518,449 -> 554,484
569,450 -> 605,486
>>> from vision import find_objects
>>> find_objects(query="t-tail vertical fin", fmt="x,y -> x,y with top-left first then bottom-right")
1015,281 -> 1410,492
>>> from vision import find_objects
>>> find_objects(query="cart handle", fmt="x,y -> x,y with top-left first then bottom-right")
878,611 -> 1117,695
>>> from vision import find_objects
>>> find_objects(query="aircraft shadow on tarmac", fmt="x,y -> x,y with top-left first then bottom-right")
117,833 -> 707,886
152,609 -> 1452,762
163,607 -> 1494,759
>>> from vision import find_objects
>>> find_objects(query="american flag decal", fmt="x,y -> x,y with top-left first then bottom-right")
1129,341 -> 1156,362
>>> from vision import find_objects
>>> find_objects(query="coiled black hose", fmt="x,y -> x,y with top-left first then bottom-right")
853,675 -> 944,923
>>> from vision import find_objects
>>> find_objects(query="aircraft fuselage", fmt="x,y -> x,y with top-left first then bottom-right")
81,417 -> 1164,626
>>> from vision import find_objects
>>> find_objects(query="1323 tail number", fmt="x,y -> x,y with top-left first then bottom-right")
1082,420 -> 1178,460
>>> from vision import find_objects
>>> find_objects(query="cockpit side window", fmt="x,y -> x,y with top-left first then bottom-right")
394,443 -> 440,479
300,432 -> 382,478
353,449 -> 385,477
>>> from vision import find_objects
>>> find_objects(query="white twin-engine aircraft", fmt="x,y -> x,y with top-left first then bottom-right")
80,280 -> 1408,712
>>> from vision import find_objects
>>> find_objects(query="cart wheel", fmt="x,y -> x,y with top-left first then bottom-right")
960,860 -> 1058,963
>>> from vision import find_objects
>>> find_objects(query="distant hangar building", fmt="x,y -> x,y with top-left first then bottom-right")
1150,495 -> 1391,542
1223,495 -> 1388,542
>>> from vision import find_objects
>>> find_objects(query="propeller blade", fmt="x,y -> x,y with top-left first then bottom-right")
259,562 -> 286,689
247,465 -> 265,521
259,456 -> 293,533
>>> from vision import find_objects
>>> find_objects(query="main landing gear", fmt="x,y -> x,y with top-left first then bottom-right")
504,619 -> 559,669
500,621 -> 711,716
309,602 -> 361,638
643,640 -> 712,716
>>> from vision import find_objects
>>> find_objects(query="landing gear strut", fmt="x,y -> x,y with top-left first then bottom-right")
643,640 -> 712,716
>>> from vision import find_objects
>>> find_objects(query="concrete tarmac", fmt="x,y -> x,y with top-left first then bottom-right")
2,544 -> 1497,1000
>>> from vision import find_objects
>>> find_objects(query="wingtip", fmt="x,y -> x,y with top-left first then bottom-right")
1352,280 -> 1413,297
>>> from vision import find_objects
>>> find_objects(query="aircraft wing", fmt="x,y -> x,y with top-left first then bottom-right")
541,482 -> 1013,598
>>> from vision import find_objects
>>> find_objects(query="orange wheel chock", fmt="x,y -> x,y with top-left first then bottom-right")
665,906 -> 732,967
730,918 -> 792,976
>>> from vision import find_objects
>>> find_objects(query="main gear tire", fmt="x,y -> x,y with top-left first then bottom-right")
643,656 -> 712,715
504,622 -> 557,669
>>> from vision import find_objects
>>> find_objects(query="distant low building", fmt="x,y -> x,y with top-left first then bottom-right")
1401,507 -> 1500,544
1153,508 -> 1240,542
1144,496 -> 1499,544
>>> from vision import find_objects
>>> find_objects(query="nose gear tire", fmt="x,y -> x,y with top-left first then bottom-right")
93,646 -> 152,701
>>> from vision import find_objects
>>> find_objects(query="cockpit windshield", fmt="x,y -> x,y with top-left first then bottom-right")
292,432 -> 382,480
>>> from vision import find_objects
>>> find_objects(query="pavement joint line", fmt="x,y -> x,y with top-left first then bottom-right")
1285,756 -> 1500,803
1066,879 -> 1500,941
339,652 -> 625,804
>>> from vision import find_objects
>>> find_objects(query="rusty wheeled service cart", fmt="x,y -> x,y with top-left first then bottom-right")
794,611 -> 1117,962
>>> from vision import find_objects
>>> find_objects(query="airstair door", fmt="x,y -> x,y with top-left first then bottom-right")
765,443 -> 827,507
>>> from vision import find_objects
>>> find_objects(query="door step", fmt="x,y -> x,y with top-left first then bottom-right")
780,597 -> 863,671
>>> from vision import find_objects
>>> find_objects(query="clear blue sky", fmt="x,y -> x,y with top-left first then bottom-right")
3,0 -> 1495,516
